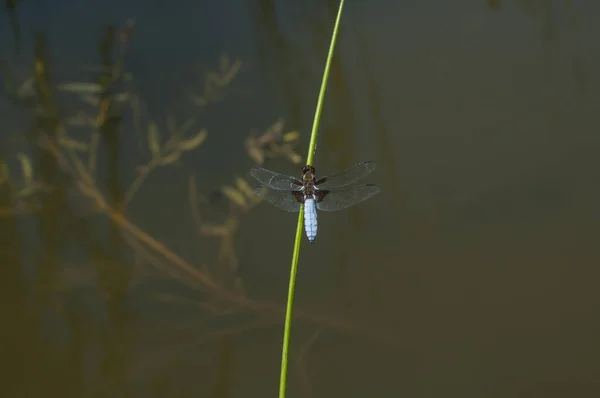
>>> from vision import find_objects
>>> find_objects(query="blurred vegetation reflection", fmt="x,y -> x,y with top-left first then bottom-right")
1,0 -> 591,396
0,12 -> 399,397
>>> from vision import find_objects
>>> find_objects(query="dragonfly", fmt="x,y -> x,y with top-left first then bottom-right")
250,161 -> 380,243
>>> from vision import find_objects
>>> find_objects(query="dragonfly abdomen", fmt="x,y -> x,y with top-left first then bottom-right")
304,198 -> 318,243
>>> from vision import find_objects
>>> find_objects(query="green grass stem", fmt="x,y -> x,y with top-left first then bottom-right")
278,1 -> 345,397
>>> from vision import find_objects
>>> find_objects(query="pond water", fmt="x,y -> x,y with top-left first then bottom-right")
1,0 -> 599,397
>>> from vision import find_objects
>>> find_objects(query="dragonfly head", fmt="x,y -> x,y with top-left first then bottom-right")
301,165 -> 316,181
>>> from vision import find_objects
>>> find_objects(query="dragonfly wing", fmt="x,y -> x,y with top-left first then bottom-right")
255,186 -> 302,212
316,161 -> 376,189
250,167 -> 302,191
316,184 -> 380,211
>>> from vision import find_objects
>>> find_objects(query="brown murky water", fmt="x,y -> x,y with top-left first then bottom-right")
1,0 -> 599,397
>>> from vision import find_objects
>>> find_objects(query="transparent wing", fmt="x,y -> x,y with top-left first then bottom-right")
255,186 -> 302,212
316,184 -> 380,212
249,167 -> 302,191
316,161 -> 376,189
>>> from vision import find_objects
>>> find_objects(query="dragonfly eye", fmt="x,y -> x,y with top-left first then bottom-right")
301,165 -> 315,176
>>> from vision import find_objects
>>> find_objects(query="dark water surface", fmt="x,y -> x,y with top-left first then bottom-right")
1,0 -> 599,397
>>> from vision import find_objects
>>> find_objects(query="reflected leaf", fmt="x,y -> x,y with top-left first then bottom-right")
218,54 -> 242,85
57,82 -> 103,94
148,122 -> 161,156
286,151 -> 303,164
245,137 -> 264,164
113,92 -> 130,103
248,147 -> 264,164
201,224 -> 229,237
59,136 -> 89,152
283,131 -> 300,142
66,113 -> 91,127
178,130 -> 207,152
219,54 -> 231,74
221,186 -> 246,208
228,58 -> 242,77
179,118 -> 196,136
17,77 -> 35,98
158,151 -> 181,165
17,186 -> 36,198
234,177 -> 254,199
79,94 -> 100,106
189,95 -> 208,107
16,153 -> 32,185
269,118 -> 284,136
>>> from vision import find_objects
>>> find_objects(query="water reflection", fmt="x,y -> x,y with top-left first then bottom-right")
1,0 -> 599,397
2,10 -> 398,397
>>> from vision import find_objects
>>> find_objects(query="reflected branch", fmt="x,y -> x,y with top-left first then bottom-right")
1,30 -> 402,395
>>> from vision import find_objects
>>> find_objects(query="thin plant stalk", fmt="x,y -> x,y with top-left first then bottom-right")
279,1 -> 345,397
